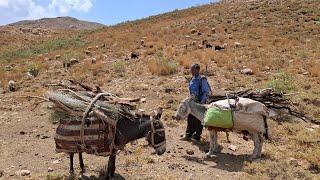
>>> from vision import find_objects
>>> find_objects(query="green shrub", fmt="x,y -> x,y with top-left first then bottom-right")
267,71 -> 295,93
27,63 -> 40,77
112,60 -> 126,74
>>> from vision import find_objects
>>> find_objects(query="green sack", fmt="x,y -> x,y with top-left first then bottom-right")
204,108 -> 233,129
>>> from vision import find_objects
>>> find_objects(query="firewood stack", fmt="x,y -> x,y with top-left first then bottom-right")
208,88 -> 316,124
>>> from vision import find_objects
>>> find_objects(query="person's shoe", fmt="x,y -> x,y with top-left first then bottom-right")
180,135 -> 191,141
191,136 -> 201,143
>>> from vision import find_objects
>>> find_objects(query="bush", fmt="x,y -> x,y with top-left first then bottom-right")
148,52 -> 178,75
112,60 -> 126,74
267,71 -> 295,93
27,63 -> 40,77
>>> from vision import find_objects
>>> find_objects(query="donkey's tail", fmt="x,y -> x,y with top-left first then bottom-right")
263,115 -> 269,140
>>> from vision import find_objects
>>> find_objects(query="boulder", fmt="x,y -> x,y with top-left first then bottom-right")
8,80 -> 16,92
15,170 -> 31,176
235,42 -> 242,48
191,29 -> 197,34
55,55 -> 61,60
228,145 -> 238,151
211,27 -> 216,34
241,68 -> 254,75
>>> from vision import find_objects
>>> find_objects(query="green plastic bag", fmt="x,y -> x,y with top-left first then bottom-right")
204,108 -> 233,129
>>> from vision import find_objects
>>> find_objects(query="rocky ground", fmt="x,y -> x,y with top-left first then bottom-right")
0,0 -> 320,179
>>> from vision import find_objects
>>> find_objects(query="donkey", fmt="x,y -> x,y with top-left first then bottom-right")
174,97 -> 269,160
68,108 -> 166,179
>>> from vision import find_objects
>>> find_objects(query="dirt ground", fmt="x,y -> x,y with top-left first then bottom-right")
0,90 -> 262,180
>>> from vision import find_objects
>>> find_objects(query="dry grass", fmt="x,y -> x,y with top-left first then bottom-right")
147,53 -> 178,75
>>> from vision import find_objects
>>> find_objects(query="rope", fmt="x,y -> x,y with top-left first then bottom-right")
80,93 -> 112,149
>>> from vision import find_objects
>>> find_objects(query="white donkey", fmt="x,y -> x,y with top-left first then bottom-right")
175,97 -> 269,160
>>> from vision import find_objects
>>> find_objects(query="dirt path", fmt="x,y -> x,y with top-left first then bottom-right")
0,93 -> 258,180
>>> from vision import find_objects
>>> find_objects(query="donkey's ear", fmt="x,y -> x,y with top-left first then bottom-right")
153,107 -> 163,120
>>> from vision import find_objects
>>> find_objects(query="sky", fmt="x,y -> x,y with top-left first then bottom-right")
0,0 -> 218,26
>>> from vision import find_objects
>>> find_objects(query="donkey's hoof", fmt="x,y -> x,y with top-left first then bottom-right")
205,152 -> 213,158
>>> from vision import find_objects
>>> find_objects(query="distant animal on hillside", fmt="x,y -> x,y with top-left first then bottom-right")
175,97 -> 269,160
131,52 -> 139,59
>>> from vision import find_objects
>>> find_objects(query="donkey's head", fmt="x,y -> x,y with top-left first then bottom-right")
174,97 -> 194,120
145,108 -> 166,155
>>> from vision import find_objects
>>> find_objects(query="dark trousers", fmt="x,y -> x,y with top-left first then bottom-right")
186,114 -> 203,139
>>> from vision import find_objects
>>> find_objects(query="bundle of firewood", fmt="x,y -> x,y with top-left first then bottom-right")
45,79 -> 141,124
208,88 -> 315,123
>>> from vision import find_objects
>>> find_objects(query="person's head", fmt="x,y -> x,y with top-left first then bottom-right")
190,63 -> 200,76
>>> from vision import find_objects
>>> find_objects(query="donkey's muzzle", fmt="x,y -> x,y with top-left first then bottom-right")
155,144 -> 166,155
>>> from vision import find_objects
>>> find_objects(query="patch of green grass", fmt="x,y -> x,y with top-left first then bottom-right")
112,60 -> 126,75
0,36 -> 86,62
267,71 -> 296,93
315,16 -> 320,22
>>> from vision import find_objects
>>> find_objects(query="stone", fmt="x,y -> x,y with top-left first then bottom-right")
235,42 -> 242,48
55,55 -> 61,60
186,150 -> 194,155
48,167 -> 54,172
52,160 -> 60,164
5,65 -> 13,71
85,50 -> 91,55
241,68 -> 254,75
305,128 -> 314,132
191,29 -> 197,34
228,145 -> 238,151
211,28 -> 216,34
140,98 -> 146,103
302,72 -> 309,75
15,170 -> 31,176
311,125 -> 319,129
185,35 -> 191,38
19,131 -> 26,135
8,80 -> 16,92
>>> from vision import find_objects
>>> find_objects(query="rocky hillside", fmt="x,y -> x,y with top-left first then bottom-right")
4,16 -> 105,30
0,0 -> 319,179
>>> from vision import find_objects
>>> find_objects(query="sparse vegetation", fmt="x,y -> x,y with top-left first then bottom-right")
0,36 -> 86,62
112,60 -> 126,74
148,52 -> 178,75
267,71 -> 296,93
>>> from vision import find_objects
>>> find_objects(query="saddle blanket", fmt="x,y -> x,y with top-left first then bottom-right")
204,108 -> 233,129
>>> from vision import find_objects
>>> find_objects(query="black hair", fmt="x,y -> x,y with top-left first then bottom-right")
191,63 -> 200,70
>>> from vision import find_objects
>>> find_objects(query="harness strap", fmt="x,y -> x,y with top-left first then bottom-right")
150,117 -> 166,148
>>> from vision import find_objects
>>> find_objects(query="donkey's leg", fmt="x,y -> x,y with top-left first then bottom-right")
257,133 -> 264,158
206,129 -> 219,157
226,131 -> 231,143
69,153 -> 74,174
251,133 -> 260,160
106,149 -> 117,179
78,153 -> 85,173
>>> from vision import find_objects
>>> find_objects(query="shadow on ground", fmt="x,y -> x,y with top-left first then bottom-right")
77,173 -> 125,180
183,153 -> 249,172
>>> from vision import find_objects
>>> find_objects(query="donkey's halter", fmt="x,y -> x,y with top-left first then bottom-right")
150,117 -> 166,148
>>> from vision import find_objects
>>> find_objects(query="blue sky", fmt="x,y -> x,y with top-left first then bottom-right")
0,0 -> 217,26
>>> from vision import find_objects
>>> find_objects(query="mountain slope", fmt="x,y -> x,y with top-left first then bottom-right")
5,16 -> 105,30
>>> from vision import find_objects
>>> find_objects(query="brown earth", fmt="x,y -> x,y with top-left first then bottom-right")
0,0 -> 320,179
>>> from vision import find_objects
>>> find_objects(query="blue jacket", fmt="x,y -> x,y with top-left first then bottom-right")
189,74 -> 210,104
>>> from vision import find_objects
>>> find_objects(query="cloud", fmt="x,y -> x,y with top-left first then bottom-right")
0,0 -> 95,25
